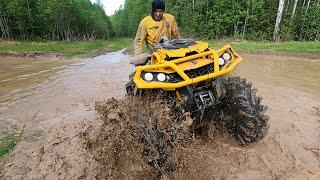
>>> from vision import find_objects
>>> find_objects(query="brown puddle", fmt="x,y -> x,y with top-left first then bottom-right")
0,51 -> 132,135
235,53 -> 320,95
0,57 -> 77,106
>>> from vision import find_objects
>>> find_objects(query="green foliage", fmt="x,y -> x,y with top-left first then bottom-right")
111,0 -> 151,37
1,0 -> 319,41
292,5 -> 320,41
0,0 -> 113,41
110,0 -> 320,41
0,133 -> 22,158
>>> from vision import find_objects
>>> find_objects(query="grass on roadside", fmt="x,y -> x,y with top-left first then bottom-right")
0,132 -> 22,175
0,38 -> 132,58
1,38 -> 319,58
0,133 -> 22,158
209,40 -> 320,58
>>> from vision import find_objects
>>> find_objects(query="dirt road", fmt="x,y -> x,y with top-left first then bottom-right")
1,52 -> 319,179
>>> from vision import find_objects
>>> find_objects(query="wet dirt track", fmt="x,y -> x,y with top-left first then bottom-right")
1,52 -> 320,179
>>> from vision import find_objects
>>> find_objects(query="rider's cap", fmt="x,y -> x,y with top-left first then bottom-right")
152,0 -> 165,15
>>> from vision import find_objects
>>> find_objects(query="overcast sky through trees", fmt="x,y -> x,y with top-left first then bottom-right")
91,0 -> 125,16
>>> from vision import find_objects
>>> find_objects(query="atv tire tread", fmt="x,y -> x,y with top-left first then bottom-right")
134,95 -> 189,176
223,76 -> 269,145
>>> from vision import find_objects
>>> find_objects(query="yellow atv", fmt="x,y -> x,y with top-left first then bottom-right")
126,39 -> 269,146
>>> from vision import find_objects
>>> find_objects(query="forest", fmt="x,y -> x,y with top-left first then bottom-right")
0,0 -> 319,41
112,0 -> 320,41
0,0 -> 113,41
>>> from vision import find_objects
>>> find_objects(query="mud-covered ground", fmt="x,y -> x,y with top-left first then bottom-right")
0,52 -> 319,179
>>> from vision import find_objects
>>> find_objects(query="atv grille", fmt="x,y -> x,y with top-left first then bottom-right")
167,73 -> 183,83
167,63 -> 214,83
185,63 -> 214,79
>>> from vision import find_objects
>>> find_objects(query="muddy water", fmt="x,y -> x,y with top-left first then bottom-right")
0,57 -> 77,107
236,53 -> 320,95
0,51 -> 133,135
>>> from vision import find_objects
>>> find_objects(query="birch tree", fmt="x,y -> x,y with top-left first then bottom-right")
273,0 -> 286,41
306,0 -> 311,13
242,0 -> 250,39
291,0 -> 299,20
0,1 -> 10,39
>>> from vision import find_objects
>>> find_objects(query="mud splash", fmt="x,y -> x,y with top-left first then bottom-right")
84,92 -> 320,180
83,97 -> 194,179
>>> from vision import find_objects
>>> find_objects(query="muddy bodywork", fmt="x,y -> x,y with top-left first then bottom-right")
126,39 -> 242,125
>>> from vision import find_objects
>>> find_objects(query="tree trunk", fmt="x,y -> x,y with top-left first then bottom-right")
0,14 -> 10,39
273,0 -> 286,41
286,0 -> 291,12
307,0 -> 311,6
234,20 -> 239,36
306,0 -> 311,13
192,0 -> 195,11
232,0 -> 237,36
0,18 -> 5,39
242,7 -> 249,39
291,0 -> 299,20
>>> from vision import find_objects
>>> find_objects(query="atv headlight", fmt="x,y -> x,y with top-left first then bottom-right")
157,73 -> 166,82
144,72 -> 153,81
218,58 -> 225,65
223,53 -> 231,61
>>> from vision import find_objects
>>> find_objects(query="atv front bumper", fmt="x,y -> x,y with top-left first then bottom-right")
133,45 -> 243,91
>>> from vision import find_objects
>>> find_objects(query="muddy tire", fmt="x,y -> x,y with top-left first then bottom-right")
125,72 -> 136,96
222,76 -> 269,145
138,114 -> 175,175
135,95 -> 191,176
125,80 -> 135,96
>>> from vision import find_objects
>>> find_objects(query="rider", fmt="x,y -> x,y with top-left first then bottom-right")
133,0 -> 180,56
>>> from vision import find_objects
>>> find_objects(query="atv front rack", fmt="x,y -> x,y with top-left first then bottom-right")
133,44 -> 243,91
